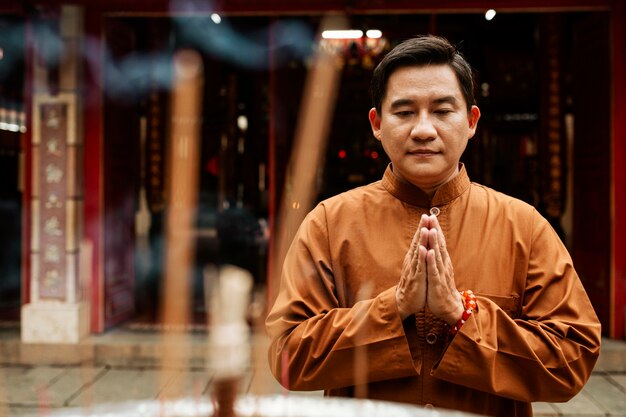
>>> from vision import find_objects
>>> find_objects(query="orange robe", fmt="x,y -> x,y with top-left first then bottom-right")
266,165 -> 601,416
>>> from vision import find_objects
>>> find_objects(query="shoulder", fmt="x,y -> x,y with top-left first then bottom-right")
314,180 -> 388,215
467,182 -> 559,239
300,180 -> 392,235
467,182 -> 548,235
469,182 -> 536,216
293,181 -> 387,245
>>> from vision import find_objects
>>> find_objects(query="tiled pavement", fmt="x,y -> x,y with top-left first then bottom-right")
0,328 -> 624,416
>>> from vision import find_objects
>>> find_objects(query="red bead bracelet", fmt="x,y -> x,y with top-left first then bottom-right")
449,290 -> 477,336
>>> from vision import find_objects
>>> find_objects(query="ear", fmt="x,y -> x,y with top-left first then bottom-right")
467,105 -> 481,139
368,107 -> 382,141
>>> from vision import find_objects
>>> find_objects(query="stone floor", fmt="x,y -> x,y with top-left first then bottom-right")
0,328 -> 623,416
533,337 -> 626,417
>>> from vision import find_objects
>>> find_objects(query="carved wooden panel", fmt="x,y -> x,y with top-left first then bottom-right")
32,94 -> 78,301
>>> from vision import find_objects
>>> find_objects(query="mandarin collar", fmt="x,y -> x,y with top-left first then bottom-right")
381,163 -> 471,208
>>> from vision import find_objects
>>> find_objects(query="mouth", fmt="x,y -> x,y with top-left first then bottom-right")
408,149 -> 439,156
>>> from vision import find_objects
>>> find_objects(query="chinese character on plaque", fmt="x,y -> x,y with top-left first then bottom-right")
44,216 -> 63,237
43,269 -> 61,290
46,138 -> 63,156
45,193 -> 63,209
45,164 -> 64,184
45,108 -> 60,129
44,245 -> 61,263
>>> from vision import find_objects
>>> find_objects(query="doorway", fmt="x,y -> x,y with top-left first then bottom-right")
102,16 -> 272,329
0,15 -> 24,323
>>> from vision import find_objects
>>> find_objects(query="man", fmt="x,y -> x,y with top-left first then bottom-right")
266,35 -> 601,416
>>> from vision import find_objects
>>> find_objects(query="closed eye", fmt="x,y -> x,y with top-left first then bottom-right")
394,111 -> 413,117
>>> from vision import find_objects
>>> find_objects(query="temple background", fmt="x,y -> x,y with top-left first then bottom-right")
0,0 -> 624,341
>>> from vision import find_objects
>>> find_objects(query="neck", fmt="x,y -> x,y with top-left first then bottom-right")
393,165 -> 462,199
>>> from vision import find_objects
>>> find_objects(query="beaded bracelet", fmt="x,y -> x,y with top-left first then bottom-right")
449,290 -> 477,336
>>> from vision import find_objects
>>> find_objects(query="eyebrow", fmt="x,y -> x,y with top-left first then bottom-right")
389,95 -> 460,110
433,96 -> 459,106
389,98 -> 414,110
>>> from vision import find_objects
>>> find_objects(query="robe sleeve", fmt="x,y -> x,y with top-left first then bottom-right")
432,208 -> 601,403
265,205 -> 420,391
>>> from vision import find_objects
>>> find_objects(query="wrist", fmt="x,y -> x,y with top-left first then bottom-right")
395,291 -> 411,320
445,302 -> 465,326
396,302 -> 412,320
449,290 -> 477,336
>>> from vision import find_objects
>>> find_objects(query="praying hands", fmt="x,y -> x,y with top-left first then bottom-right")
395,213 -> 464,325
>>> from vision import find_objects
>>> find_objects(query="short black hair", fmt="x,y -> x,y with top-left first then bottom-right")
370,35 -> 476,113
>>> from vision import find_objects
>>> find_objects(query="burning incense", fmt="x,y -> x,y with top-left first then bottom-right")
269,17 -> 343,303
354,281 -> 374,398
159,49 -> 203,398
209,266 -> 253,417
248,288 -> 271,396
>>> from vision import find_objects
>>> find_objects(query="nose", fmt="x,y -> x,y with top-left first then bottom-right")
410,112 -> 437,140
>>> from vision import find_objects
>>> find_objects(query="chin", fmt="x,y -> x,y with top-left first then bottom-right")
405,165 -> 444,178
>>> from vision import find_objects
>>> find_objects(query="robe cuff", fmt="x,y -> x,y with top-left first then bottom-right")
380,285 -> 423,374
431,309 -> 477,379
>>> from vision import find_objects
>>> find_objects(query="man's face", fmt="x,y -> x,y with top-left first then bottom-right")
369,64 -> 480,193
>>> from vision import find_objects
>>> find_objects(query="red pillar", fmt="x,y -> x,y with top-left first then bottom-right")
612,0 -> 626,339
83,7 -> 104,333
267,19 -> 277,302
22,13 -> 34,307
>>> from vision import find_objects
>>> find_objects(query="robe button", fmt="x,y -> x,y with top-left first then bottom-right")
429,207 -> 440,216
426,333 -> 437,345
425,403 -> 434,409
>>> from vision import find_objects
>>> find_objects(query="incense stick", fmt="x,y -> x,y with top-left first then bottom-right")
159,49 -> 203,399
354,281 -> 374,399
269,17 -> 343,303
209,266 -> 253,417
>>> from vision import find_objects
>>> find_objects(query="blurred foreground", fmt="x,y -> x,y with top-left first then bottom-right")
0,328 -> 623,416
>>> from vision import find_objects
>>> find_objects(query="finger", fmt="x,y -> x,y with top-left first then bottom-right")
426,249 -> 439,283
430,215 -> 448,250
417,245 -> 428,305
409,228 -> 429,274
429,220 -> 456,289
417,245 -> 428,277
403,224 -> 422,276
401,252 -> 419,286
401,250 -> 411,274
416,214 -> 430,247
428,229 -> 446,277
410,245 -> 420,274
409,225 -> 421,252
419,227 -> 429,248
430,215 -> 452,267
428,229 -> 457,295
429,213 -> 441,230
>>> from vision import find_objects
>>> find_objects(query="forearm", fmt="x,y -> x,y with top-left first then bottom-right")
267,286 -> 420,391
433,295 -> 601,402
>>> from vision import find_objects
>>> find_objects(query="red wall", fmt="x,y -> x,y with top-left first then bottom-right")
612,0 -> 626,339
